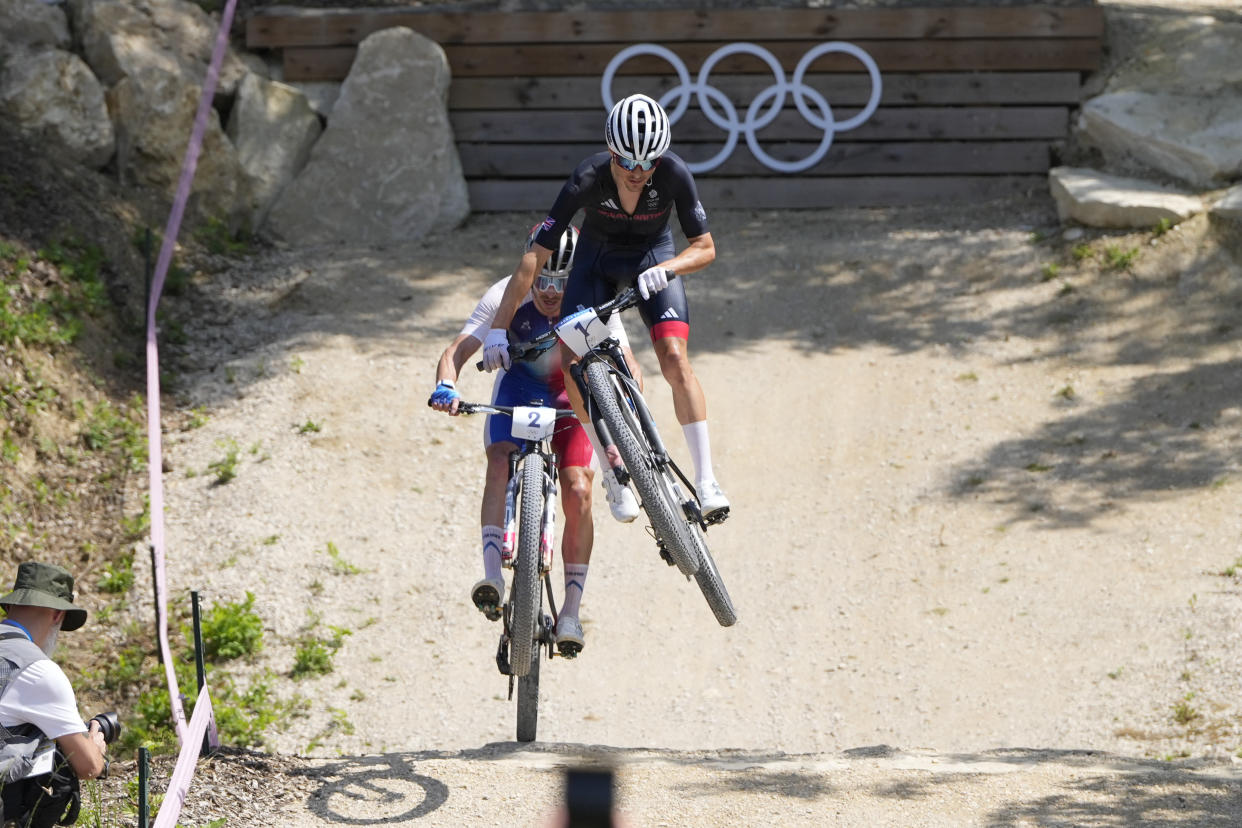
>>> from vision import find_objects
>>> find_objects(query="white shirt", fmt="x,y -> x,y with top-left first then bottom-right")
0,654 -> 86,740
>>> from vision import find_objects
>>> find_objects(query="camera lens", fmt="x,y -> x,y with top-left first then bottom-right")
90,712 -> 120,744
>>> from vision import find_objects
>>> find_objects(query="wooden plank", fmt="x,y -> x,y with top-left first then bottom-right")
448,106 -> 1070,143
448,72 -> 1084,109
457,140 -> 1052,177
467,174 -> 1047,210
282,38 -> 1102,82
248,6 -> 1105,49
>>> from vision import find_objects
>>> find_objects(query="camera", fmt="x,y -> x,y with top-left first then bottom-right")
88,712 -> 121,745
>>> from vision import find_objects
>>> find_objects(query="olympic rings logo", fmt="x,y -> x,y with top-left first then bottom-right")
601,43 -> 883,174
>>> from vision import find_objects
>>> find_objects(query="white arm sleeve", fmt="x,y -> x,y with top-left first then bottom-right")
0,661 -> 86,740
459,276 -> 512,341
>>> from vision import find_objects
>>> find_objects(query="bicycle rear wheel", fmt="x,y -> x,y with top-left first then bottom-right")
509,454 -> 545,678
585,360 -> 700,576
516,640 -> 541,742
688,521 -> 738,626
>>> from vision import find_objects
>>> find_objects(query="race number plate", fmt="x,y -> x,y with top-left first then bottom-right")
555,308 -> 612,357
510,406 -> 557,441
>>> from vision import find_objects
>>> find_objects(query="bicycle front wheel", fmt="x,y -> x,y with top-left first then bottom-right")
585,360 -> 700,576
516,641 -> 541,742
688,521 -> 738,626
509,454 -> 545,678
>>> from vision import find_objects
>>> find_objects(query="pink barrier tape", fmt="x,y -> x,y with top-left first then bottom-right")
144,0 -> 239,748
152,684 -> 216,828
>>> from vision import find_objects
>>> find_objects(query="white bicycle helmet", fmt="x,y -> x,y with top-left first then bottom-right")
527,224 -> 579,278
605,93 -> 671,163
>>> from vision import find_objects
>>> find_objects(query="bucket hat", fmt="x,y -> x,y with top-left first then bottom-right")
0,562 -> 87,631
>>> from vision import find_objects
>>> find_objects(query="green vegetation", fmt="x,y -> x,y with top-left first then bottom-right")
97,550 -> 135,594
207,438 -> 240,484
199,591 -> 264,660
292,620 -> 352,679
325,541 -> 363,575
194,217 -> 251,257
1104,244 -> 1140,271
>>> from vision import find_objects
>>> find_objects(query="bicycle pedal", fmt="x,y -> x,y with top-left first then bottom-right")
556,641 -> 582,659
705,506 -> 730,526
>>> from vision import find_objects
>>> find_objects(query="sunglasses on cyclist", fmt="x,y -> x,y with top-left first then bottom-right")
611,152 -> 661,172
536,274 -> 568,293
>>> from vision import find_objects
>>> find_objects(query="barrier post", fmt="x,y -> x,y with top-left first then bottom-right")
191,591 -> 210,757
138,746 -> 150,828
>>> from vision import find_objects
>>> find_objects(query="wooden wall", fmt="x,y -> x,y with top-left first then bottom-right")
245,5 -> 1104,210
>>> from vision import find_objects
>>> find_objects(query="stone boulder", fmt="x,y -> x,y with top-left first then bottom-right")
0,0 -> 71,59
1077,15 -> 1242,189
0,47 -> 114,168
227,73 -> 322,228
108,68 -> 253,229
68,0 -> 249,97
1049,167 -> 1203,229
264,27 -> 470,246
1079,92 -> 1242,189
1213,186 -> 1242,222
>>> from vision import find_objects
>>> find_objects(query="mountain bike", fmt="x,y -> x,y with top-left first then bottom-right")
502,284 -> 738,627
445,399 -> 579,742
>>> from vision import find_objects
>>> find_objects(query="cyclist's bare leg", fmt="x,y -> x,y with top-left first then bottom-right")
558,465 -> 593,566
653,335 -> 706,425
482,442 -> 515,529
473,441 -> 516,619
654,336 -> 729,516
557,464 -> 593,653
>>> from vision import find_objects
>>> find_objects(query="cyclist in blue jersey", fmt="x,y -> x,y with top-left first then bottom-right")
430,226 -> 639,654
481,93 -> 729,522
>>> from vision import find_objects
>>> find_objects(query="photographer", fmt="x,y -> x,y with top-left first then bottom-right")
0,562 -> 110,827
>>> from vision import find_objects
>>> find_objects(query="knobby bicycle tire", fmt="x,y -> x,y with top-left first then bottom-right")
688,520 -> 738,626
509,454 -> 545,678
585,360 -> 700,576
516,640 -> 541,742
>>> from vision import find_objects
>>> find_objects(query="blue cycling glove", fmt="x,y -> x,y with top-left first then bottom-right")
429,380 -> 460,408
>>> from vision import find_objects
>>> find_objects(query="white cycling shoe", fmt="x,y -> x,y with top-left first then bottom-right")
696,480 -> 730,520
555,614 -> 585,657
601,468 -> 639,523
470,577 -> 504,622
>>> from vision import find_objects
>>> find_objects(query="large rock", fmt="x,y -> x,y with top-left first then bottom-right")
1077,15 -> 1242,188
1101,15 -> 1242,97
68,0 -> 249,97
264,27 -> 470,246
227,73 -> 322,228
108,68 -> 253,228
1049,167 -> 1203,229
1078,91 -> 1242,189
0,0 -> 71,60
0,47 -> 114,168
1214,186 -> 1242,222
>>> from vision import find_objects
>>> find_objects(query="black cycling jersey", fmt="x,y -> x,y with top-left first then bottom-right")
533,151 -> 709,249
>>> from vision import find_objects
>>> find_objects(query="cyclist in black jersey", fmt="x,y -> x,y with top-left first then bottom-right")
482,93 -> 730,522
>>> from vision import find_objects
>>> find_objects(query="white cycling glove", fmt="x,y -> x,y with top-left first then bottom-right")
482,328 -> 510,372
636,266 -> 672,300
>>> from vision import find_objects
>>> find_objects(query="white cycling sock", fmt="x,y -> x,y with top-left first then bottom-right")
482,525 -> 503,582
561,563 -> 589,619
682,420 -> 715,486
583,420 -> 619,474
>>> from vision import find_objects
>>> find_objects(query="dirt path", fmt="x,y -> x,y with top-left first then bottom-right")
142,196 -> 1242,823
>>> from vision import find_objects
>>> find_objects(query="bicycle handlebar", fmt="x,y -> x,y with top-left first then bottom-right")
473,275 -> 675,372
449,401 -> 579,419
